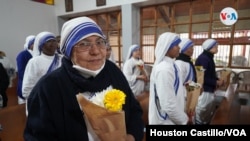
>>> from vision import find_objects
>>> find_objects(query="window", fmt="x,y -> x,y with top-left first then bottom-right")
141,0 -> 250,69
88,11 -> 122,67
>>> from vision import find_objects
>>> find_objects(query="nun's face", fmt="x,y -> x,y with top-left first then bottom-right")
166,45 -> 180,58
30,44 -> 34,51
71,35 -> 107,71
184,46 -> 194,57
209,45 -> 218,54
42,39 -> 58,56
132,49 -> 141,59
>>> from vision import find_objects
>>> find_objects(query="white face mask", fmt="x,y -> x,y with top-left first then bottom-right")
72,63 -> 105,78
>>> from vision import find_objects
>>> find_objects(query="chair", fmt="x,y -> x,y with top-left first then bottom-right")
232,56 -> 248,67
216,69 -> 238,90
237,71 -> 250,93
0,104 -> 26,141
136,91 -> 149,126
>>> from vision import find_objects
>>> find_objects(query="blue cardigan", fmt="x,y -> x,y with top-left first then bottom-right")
195,51 -> 218,92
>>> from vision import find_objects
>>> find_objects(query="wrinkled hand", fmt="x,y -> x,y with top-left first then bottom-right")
137,75 -> 148,82
137,65 -> 144,71
187,111 -> 194,125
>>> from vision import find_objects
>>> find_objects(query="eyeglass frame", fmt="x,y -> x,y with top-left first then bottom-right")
74,38 -> 107,52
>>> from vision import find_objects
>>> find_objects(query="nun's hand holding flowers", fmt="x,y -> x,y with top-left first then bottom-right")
195,66 -> 205,71
136,59 -> 148,82
137,60 -> 144,71
136,75 -> 148,83
185,81 -> 201,92
76,88 -> 127,141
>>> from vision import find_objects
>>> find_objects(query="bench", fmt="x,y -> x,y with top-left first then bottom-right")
0,104 -> 26,141
216,70 -> 238,91
136,91 -> 149,126
136,91 -> 149,141
237,71 -> 250,93
210,83 -> 250,124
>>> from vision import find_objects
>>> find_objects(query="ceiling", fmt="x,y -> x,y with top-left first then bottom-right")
142,0 -> 250,20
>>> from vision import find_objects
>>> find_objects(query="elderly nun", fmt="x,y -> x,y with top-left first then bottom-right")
24,17 -> 144,141
22,31 -> 61,115
122,44 -> 148,97
16,35 -> 35,104
148,32 -> 190,125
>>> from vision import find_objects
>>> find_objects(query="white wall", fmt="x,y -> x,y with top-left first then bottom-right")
55,0 -> 148,16
54,0 -> 178,17
0,0 -> 58,69
0,0 -> 177,68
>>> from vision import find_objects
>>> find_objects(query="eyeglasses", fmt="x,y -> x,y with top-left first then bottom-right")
75,39 -> 106,51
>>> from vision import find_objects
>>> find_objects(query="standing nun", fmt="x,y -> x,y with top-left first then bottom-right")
175,38 -> 197,100
194,39 -> 224,125
122,44 -> 148,97
22,31 -> 62,115
16,35 -> 35,104
148,32 -> 190,125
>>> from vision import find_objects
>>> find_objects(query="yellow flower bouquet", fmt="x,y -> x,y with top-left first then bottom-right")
76,88 -> 127,141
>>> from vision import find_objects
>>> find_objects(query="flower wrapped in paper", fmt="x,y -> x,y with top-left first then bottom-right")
186,66 -> 205,113
137,60 -> 144,71
185,81 -> 202,113
195,66 -> 205,85
76,89 -> 127,141
185,81 -> 201,92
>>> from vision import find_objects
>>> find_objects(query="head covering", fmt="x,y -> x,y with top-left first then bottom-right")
179,38 -> 194,53
33,31 -> 56,57
24,35 -> 35,50
60,16 -> 106,58
154,32 -> 181,65
125,44 -> 140,61
202,38 -> 218,51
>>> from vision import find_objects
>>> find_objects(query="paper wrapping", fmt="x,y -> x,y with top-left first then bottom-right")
186,67 -> 204,113
186,88 -> 201,113
76,94 -> 127,141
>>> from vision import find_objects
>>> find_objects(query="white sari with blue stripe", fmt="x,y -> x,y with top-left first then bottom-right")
149,56 -> 188,125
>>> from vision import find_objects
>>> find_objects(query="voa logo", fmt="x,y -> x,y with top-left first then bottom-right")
220,7 -> 238,25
